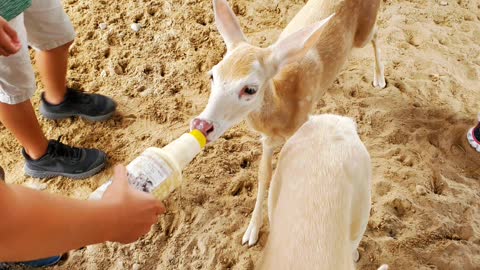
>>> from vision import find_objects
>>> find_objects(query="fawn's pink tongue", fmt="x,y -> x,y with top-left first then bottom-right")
191,119 -> 214,137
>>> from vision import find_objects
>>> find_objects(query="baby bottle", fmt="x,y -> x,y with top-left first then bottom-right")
89,130 -> 206,200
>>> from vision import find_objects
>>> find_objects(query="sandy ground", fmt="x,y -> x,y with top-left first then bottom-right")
1,0 -> 480,269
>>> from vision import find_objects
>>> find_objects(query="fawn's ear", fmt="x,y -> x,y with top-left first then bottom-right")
265,13 -> 335,75
213,0 -> 246,51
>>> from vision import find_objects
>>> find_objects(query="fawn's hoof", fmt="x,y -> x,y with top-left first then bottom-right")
373,77 -> 387,89
353,249 -> 360,262
242,217 -> 262,246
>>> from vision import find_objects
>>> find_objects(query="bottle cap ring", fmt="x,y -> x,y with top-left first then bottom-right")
190,129 -> 207,148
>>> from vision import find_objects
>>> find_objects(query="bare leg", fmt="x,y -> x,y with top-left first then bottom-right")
0,100 -> 48,159
242,137 -> 274,246
371,31 -> 386,89
35,41 -> 73,105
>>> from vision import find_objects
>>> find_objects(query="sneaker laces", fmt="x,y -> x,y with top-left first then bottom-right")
67,88 -> 93,104
48,136 -> 82,160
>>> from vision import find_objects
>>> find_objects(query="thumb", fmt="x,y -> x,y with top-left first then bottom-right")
111,164 -> 129,188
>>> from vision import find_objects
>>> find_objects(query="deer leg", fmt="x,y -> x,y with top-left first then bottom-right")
267,168 -> 279,224
371,29 -> 386,89
242,137 -> 274,246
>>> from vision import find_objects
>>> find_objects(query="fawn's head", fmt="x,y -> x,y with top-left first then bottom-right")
191,0 -> 334,142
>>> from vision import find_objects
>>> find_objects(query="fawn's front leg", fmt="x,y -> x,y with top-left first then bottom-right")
242,137 -> 274,246
371,30 -> 386,89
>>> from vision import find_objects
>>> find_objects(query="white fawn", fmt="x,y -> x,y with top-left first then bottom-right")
191,0 -> 386,246
257,114 -> 386,269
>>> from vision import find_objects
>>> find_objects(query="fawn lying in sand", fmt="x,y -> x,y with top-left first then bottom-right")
256,114 -> 386,269
191,0 -> 386,246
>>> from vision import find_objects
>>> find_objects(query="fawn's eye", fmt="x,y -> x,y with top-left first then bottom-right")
209,73 -> 214,81
242,86 -> 258,96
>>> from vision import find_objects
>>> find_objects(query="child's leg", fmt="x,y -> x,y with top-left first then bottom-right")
23,0 -> 76,105
0,2 -> 107,180
24,0 -> 116,122
0,100 -> 48,160
0,13 -> 49,160
35,41 -> 72,105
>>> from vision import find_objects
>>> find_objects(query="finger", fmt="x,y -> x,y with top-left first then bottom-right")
155,202 -> 166,215
0,32 -> 19,54
0,47 -> 9,56
119,236 -> 138,245
145,223 -> 156,235
126,227 -> 150,244
3,23 -> 19,44
132,193 -> 165,214
111,164 -> 128,186
0,27 -> 20,53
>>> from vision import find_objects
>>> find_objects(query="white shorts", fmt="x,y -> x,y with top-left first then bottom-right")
0,0 -> 76,105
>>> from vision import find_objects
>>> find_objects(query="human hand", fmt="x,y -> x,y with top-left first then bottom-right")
0,16 -> 21,56
102,165 -> 165,244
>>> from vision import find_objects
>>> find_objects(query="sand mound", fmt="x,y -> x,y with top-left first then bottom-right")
1,0 -> 479,269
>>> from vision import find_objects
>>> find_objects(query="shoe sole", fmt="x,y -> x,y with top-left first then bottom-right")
24,162 -> 106,180
40,105 -> 114,122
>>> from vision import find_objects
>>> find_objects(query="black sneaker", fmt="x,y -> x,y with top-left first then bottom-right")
467,113 -> 480,152
40,88 -> 116,122
22,137 -> 107,179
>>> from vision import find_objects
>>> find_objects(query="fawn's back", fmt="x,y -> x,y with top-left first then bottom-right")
258,114 -> 372,270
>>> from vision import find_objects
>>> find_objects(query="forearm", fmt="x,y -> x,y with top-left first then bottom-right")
0,183 -> 116,262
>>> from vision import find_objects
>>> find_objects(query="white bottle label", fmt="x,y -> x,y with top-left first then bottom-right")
127,151 -> 173,193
